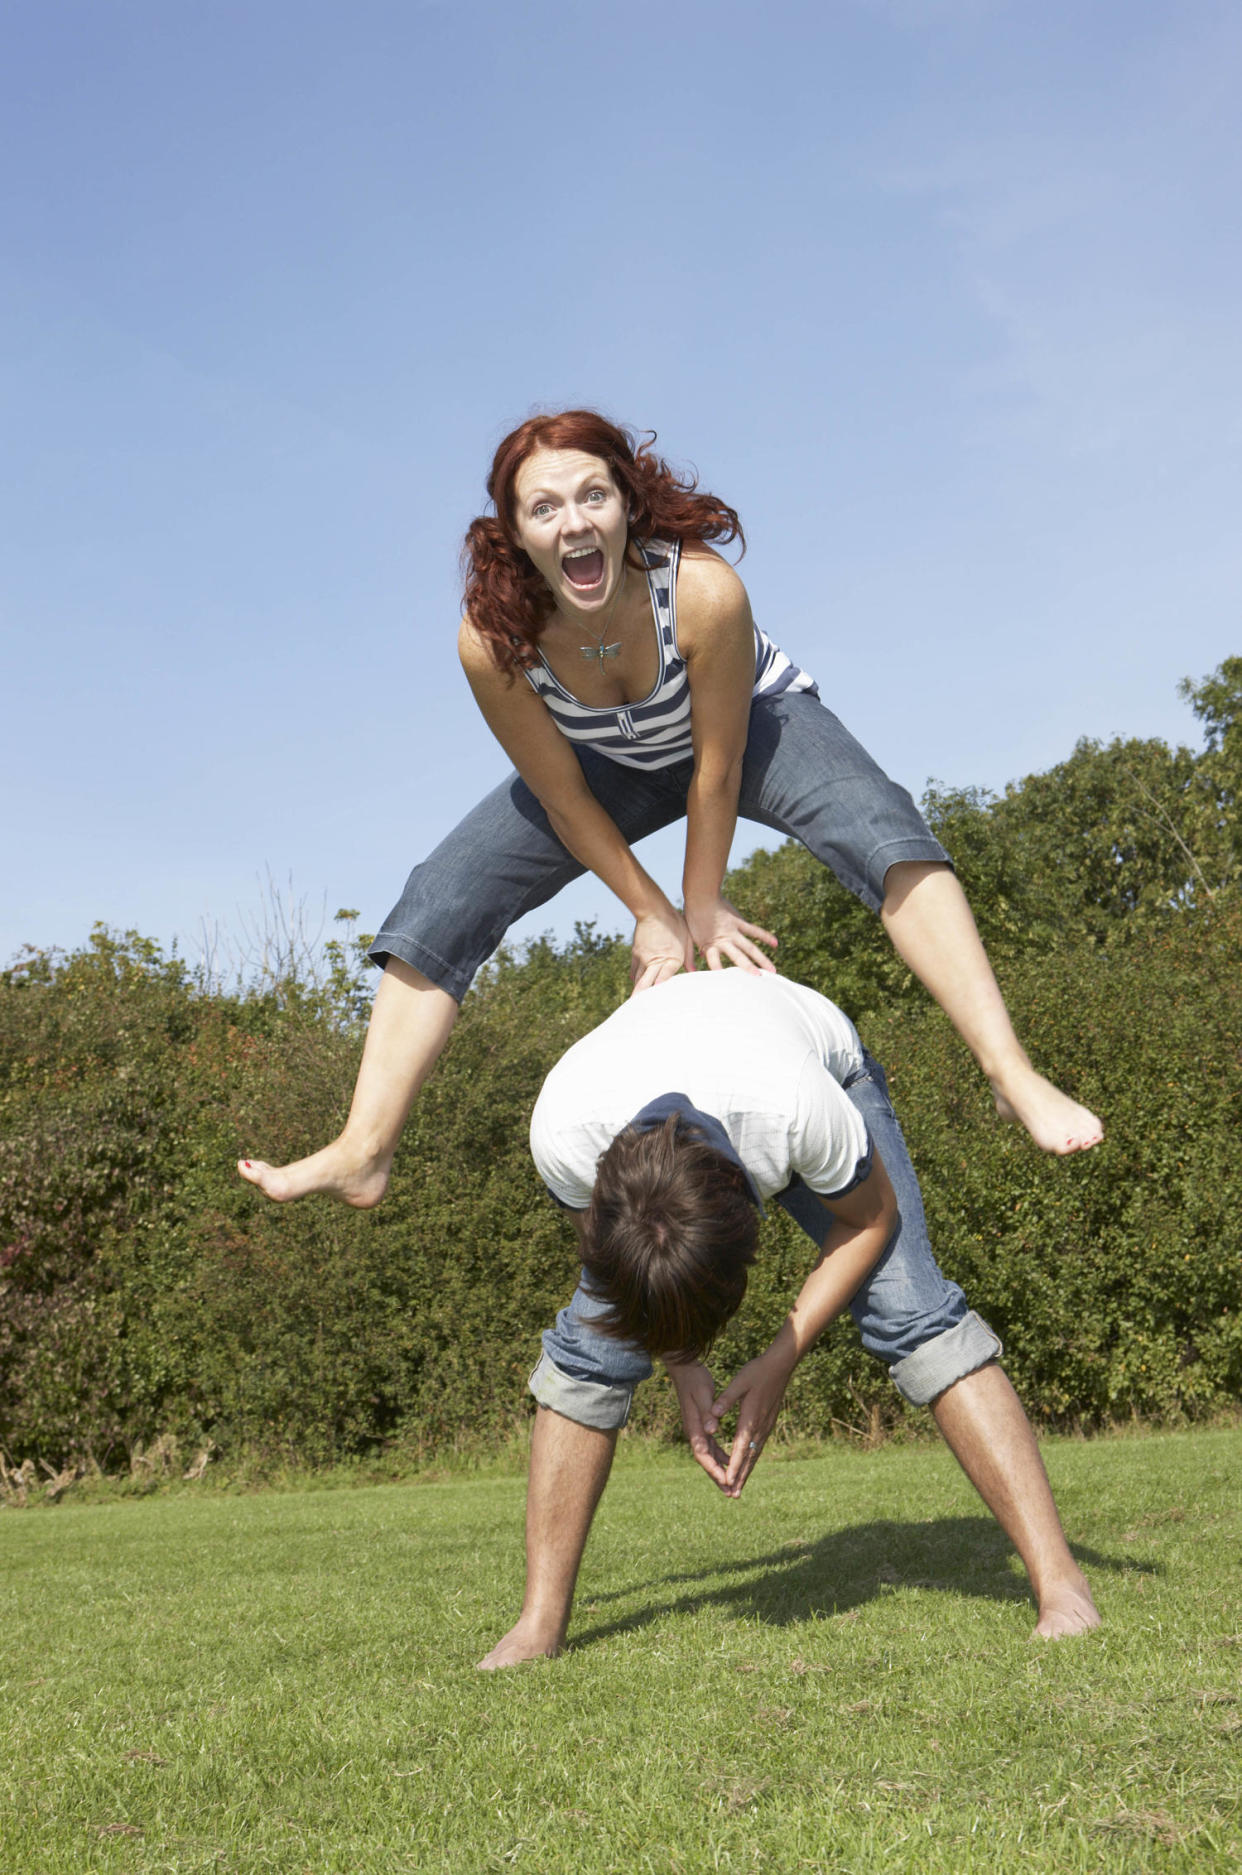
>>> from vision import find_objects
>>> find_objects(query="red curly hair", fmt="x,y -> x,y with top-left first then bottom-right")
462,410 -> 744,672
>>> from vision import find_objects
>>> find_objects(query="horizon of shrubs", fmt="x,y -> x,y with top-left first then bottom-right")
2,664 -> 1239,1474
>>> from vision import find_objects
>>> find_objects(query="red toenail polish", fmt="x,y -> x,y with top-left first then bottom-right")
243,1160 -> 252,1168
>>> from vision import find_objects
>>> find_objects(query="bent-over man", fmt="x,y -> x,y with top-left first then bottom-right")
478,971 -> 1099,1669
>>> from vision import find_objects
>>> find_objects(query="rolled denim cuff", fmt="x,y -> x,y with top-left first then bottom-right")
366,930 -> 472,1002
528,1351 -> 635,1431
888,1310 -> 1002,1407
868,836 -> 953,909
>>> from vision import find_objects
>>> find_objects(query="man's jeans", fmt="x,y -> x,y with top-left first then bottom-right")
528,1052 -> 1001,1430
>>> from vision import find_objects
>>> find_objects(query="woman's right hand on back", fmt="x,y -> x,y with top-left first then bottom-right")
630,907 -> 695,993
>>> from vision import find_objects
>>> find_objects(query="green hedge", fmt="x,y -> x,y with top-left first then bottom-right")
2,893 -> 1239,1470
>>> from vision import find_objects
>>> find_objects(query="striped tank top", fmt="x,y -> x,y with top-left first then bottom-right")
519,539 -> 817,771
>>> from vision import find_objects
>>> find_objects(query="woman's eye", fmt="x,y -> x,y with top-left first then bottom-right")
533,502 -> 553,519
586,488 -> 607,504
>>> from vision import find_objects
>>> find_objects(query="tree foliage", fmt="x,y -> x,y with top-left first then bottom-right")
2,664 -> 1239,1468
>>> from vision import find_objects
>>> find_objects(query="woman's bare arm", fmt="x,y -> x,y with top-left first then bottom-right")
458,619 -> 692,985
676,548 -> 778,971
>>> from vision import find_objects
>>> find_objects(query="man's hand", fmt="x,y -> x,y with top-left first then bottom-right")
630,908 -> 695,993
666,1359 -> 731,1489
704,1345 -> 797,1497
684,896 -> 778,975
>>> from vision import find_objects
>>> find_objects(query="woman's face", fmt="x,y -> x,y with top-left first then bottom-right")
511,447 -> 630,616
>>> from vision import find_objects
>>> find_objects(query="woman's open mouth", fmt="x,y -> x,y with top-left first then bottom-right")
562,548 -> 605,590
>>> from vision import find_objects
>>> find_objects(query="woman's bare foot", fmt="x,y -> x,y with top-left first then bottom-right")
476,1620 -> 564,1671
1033,1573 -> 1101,1639
992,1062 -> 1104,1155
237,1137 -> 392,1207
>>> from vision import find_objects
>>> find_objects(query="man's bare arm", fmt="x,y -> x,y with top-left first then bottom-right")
705,1154 -> 898,1496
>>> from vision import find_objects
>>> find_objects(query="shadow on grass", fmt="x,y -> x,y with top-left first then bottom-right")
570,1517 -> 1152,1651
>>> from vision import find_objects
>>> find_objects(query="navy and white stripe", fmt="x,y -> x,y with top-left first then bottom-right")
520,539 -> 817,772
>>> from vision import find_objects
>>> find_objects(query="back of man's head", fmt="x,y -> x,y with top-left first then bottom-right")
583,1114 -> 759,1360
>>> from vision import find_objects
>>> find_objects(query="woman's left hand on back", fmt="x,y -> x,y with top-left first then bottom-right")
686,896 -> 778,974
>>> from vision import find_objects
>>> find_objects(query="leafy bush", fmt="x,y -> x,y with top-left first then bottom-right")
3,901 -> 1238,1468
3,666 -> 1239,1468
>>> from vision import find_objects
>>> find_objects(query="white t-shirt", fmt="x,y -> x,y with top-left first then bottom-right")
529,971 -> 871,1210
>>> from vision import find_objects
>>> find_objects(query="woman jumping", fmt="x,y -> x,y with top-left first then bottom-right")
239,409 -> 1102,1205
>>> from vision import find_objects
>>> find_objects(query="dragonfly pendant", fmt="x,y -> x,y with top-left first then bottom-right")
580,641 -> 622,667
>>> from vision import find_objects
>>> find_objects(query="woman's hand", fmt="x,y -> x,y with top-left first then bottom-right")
630,907 -> 695,993
665,1359 -> 730,1489
685,896 -> 778,975
703,1344 -> 797,1497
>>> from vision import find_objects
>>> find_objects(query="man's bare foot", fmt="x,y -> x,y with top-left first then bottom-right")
992,1062 -> 1104,1155
476,1620 -> 564,1671
1032,1574 -> 1101,1639
237,1137 -> 392,1207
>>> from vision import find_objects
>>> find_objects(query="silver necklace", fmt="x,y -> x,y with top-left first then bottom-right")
577,564 -> 626,667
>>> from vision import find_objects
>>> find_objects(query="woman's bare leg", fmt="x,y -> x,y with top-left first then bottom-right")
237,959 -> 458,1206
880,863 -> 1103,1155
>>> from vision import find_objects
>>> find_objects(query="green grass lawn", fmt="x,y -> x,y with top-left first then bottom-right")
2,1425 -> 1239,1873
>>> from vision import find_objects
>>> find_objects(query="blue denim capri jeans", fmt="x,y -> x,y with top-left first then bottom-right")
527,1052 -> 1002,1431
369,690 -> 950,1000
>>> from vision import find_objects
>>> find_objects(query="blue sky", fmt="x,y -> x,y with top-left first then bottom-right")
4,0 -> 1239,975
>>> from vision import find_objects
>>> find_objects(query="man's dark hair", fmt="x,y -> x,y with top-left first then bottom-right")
583,1114 -> 759,1361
